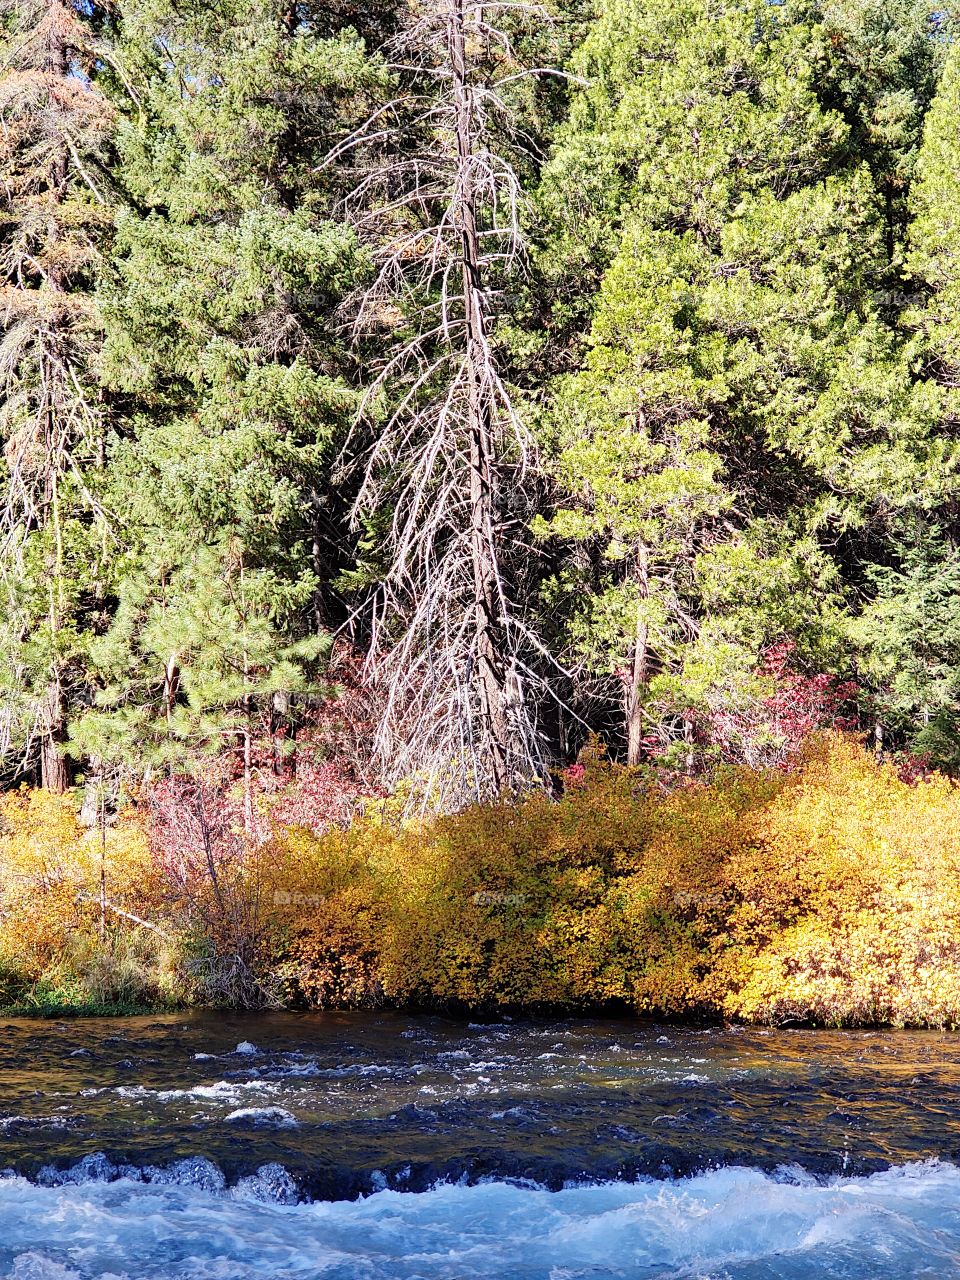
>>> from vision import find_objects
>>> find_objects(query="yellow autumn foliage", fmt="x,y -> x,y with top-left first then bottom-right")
265,735 -> 960,1026
0,788 -> 179,1011
4,734 -> 960,1024
724,739 -> 960,1026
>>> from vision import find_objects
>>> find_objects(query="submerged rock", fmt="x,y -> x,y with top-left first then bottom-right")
224,1107 -> 298,1130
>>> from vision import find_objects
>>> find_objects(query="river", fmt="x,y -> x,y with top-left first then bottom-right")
1,1011 -> 959,1277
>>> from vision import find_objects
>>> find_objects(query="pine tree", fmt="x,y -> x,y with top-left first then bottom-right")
849,525 -> 960,769
72,0 -> 378,797
535,0 -> 943,763
908,37 -> 960,406
809,0 -> 946,269
849,35 -> 960,768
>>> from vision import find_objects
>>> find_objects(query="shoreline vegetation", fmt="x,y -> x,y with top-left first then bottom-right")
5,733 -> 960,1029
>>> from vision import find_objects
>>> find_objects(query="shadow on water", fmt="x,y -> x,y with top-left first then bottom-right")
1,1010 -> 959,1198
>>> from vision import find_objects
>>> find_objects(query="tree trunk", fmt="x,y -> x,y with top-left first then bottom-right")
272,690 -> 290,778
41,680 -> 70,792
243,704 -> 254,837
625,549 -> 650,767
163,653 -> 180,727
273,0 -> 301,211
449,0 -> 510,793
37,14 -> 71,795
240,559 -> 254,838
99,779 -> 107,939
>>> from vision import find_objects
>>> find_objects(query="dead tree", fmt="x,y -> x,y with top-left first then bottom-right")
331,0 -> 562,807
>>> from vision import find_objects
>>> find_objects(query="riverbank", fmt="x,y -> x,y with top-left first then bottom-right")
3,734 -> 960,1028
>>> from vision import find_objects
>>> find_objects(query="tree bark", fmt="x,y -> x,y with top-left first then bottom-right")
625,548 -> 650,767
163,653 -> 180,727
37,9 -> 72,795
272,689 -> 290,778
240,558 -> 254,837
40,680 -> 70,792
243,703 -> 254,837
99,779 -> 107,938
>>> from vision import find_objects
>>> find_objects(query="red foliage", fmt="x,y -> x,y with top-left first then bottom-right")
143,643 -> 381,885
895,751 -> 934,785
699,641 -> 859,769
561,763 -> 587,789
268,753 -> 369,832
143,771 -> 245,897
255,642 -> 382,832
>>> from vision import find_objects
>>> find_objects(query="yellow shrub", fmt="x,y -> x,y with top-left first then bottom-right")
724,737 -> 960,1027
263,753 -> 778,1013
0,789 -> 97,975
0,789 -> 177,1010
8,734 -> 960,1025
263,735 -> 960,1026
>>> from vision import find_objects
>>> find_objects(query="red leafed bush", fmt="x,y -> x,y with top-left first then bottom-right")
562,763 -> 587,789
895,751 -> 935,785
141,772 -> 273,1007
134,645 -> 381,1004
698,641 -> 859,770
249,642 -> 382,834
144,771 -> 245,896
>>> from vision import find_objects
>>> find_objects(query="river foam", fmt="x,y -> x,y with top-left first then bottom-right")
2,1160 -> 959,1279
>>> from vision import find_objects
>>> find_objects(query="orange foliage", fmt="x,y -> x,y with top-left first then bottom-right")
0,789 -> 171,1010
264,735 -> 960,1026
5,734 -> 960,1025
0,789 -> 99,976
